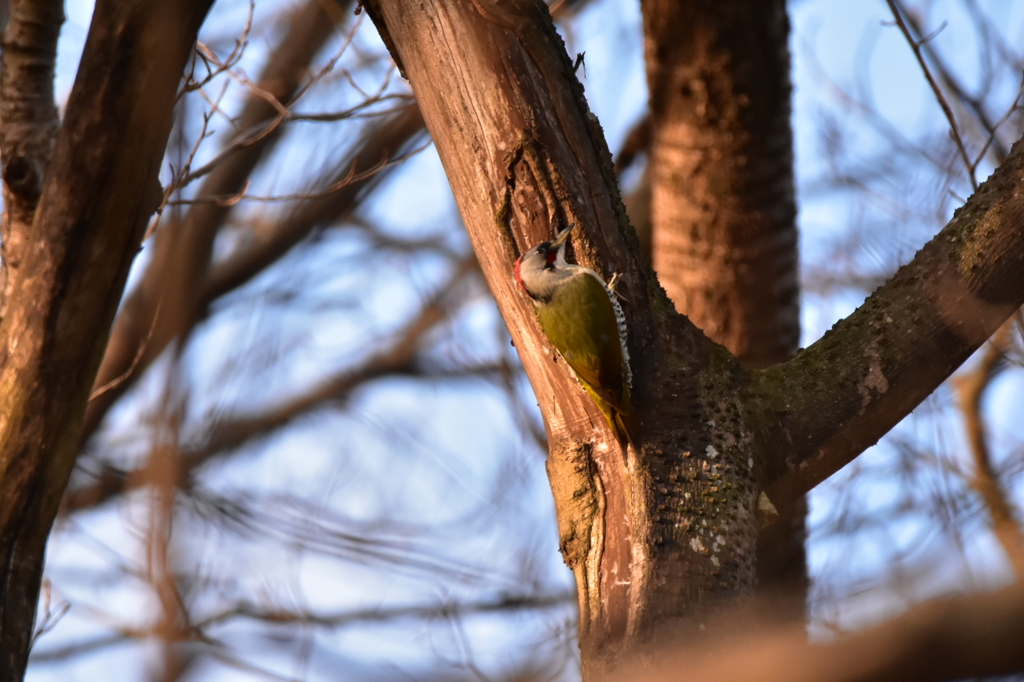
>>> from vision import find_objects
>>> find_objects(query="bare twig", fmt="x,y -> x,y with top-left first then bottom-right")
30,590 -> 573,663
28,580 -> 70,651
198,103 -> 425,307
897,4 -> 1014,165
82,0 -> 357,446
164,148 -> 397,206
953,322 -> 1024,577
64,255 -> 476,513
887,0 -> 978,190
89,300 -> 162,402
178,0 -> 254,99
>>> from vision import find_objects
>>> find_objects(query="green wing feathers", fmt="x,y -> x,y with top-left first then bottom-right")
536,270 -> 635,447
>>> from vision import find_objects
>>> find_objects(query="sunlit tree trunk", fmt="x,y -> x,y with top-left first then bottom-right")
361,0 -> 782,674
639,0 -> 806,615
365,1 -> 1024,679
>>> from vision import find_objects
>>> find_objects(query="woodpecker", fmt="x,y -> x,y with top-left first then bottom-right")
514,225 -> 636,448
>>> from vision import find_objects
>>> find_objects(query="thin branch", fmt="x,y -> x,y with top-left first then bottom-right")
179,0 -> 254,99
29,590 -> 573,663
953,322 -> 1024,577
887,0 -> 978,190
164,148 -> 394,206
88,300 -> 161,402
195,590 -> 573,630
82,0 -> 357,445
64,255 -> 476,513
897,3 -> 1013,165
197,103 -> 425,306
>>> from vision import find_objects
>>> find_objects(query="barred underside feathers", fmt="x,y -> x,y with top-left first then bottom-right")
592,270 -> 631,389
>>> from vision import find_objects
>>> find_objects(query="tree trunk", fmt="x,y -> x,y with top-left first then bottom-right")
0,2 -> 212,678
639,0 -> 805,614
366,0 -> 1024,677
0,0 -> 63,318
365,0 -> 767,673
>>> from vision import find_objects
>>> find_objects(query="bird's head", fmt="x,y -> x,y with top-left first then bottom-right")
514,225 -> 574,302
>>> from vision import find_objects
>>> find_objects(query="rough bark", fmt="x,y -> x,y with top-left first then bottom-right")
0,2 -> 212,678
364,0 -> 1024,677
0,0 -> 64,317
757,135 -> 1024,512
638,0 -> 805,611
364,0 -> 763,674
641,0 -> 798,369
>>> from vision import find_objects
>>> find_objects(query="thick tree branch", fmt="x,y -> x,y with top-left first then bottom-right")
364,1 -> 769,674
638,0 -> 805,611
0,1 -> 213,678
760,136 -> 1024,510
639,0 -> 799,370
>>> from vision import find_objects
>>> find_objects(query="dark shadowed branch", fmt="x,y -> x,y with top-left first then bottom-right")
0,1 -> 214,678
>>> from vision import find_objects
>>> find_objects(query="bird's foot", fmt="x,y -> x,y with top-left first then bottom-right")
607,273 -> 628,301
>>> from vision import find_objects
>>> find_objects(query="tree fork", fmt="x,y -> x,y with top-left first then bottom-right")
638,0 -> 804,614
757,134 -> 1024,508
365,0 -> 1024,676
363,0 -> 767,673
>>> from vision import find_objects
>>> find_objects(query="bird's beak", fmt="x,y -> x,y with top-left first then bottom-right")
550,224 -> 574,249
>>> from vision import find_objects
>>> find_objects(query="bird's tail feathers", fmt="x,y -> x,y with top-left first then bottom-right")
587,385 -> 637,457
